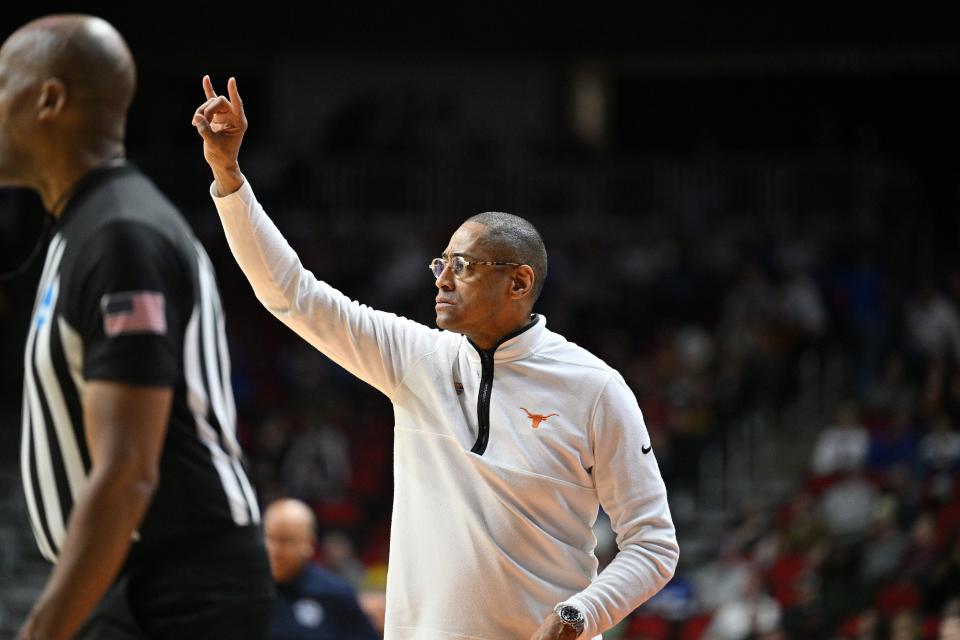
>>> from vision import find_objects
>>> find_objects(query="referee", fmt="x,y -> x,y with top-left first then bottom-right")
0,15 -> 272,639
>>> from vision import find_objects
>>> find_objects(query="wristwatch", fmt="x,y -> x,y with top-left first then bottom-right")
554,602 -> 585,637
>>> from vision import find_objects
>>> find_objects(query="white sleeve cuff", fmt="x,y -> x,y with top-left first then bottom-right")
208,175 -> 250,200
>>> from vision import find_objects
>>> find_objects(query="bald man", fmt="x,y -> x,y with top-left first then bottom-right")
0,16 -> 271,639
264,500 -> 378,640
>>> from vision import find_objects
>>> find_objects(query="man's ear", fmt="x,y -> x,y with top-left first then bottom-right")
37,78 -> 67,122
510,265 -> 535,300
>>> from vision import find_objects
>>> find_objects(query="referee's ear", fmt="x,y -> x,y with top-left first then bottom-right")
36,77 -> 68,122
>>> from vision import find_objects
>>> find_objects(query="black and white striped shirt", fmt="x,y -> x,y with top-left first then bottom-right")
21,163 -> 260,564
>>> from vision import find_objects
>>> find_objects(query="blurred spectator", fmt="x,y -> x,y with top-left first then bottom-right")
779,268 -> 828,340
641,577 -> 698,622
769,529 -> 829,638
779,490 -> 830,554
919,416 -> 960,474
942,616 -> 960,640
820,544 -> 872,624
264,499 -> 378,640
693,542 -> 754,612
253,412 -> 296,501
889,610 -> 921,640
940,599 -> 960,640
862,353 -> 915,418
281,419 -> 352,504
831,251 -> 891,397
899,512 -> 941,584
861,496 -> 908,584
868,406 -> 919,472
918,360 -> 950,421
321,531 -> 367,592
905,284 -> 960,367
721,263 -> 779,359
812,402 -> 869,476
719,263 -> 782,406
854,609 -> 879,640
704,571 -> 782,640
818,470 -> 879,538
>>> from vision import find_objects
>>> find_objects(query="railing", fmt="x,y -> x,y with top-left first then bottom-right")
695,345 -> 847,516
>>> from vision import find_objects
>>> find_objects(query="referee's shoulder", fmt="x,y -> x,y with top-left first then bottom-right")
99,169 -> 197,244
88,216 -> 189,260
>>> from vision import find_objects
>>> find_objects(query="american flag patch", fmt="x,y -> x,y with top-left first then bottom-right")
101,291 -> 167,337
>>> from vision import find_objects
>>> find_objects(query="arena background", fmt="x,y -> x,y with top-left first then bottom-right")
1,5 -> 959,639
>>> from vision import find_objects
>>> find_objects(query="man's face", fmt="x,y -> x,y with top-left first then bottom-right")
0,33 -> 40,186
264,509 -> 315,584
434,222 -> 516,344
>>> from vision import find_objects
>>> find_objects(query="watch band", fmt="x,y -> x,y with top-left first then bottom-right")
553,602 -> 585,636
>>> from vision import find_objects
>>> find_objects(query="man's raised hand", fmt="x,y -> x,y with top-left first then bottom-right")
192,75 -> 246,195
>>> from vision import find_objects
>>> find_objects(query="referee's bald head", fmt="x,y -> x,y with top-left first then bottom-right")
6,14 -> 135,117
0,15 -> 135,185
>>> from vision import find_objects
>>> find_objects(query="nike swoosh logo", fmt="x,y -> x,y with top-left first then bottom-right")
641,445 -> 652,454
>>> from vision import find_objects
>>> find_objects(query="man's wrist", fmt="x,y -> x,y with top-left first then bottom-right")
211,165 -> 244,197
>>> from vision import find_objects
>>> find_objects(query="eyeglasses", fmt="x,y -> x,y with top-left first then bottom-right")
428,256 -> 522,279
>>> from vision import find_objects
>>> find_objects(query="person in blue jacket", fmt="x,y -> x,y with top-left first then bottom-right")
265,499 -> 379,640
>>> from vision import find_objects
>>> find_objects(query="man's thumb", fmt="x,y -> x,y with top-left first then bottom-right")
192,114 -> 213,140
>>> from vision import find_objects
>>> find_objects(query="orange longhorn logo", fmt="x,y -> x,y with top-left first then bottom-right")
521,407 -> 559,429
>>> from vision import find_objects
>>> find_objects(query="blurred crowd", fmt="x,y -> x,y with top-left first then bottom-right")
608,264 -> 960,637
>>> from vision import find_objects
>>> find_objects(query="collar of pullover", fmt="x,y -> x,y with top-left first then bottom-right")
465,314 -> 545,365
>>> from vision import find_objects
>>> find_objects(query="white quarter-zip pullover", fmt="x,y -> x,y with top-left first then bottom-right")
212,179 -> 678,639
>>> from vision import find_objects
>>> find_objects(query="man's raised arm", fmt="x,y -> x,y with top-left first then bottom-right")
191,76 -> 440,399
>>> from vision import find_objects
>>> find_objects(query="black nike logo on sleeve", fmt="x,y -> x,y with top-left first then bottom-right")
641,445 -> 652,454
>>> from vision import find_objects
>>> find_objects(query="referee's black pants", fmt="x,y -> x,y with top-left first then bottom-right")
77,525 -> 274,639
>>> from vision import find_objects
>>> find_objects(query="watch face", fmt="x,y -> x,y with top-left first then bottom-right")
559,605 -> 583,624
